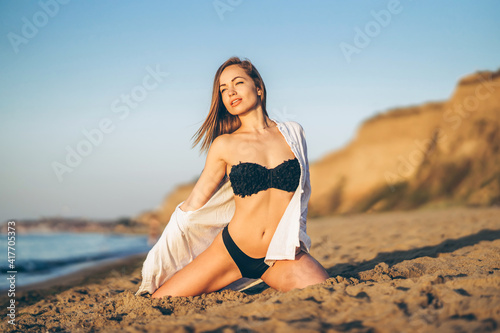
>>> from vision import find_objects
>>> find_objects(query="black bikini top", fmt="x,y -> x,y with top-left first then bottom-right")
228,157 -> 300,198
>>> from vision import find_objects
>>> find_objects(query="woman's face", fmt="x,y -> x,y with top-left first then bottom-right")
219,64 -> 262,116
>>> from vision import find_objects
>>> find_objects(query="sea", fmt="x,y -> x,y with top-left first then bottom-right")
0,232 -> 151,290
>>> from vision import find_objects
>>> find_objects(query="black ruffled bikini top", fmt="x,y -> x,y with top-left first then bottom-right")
228,157 -> 300,198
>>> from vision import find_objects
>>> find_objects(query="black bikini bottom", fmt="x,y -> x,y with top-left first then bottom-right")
222,224 -> 270,279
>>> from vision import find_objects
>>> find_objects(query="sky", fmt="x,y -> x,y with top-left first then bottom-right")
0,0 -> 499,223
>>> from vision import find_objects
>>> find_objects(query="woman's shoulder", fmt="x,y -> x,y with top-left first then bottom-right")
210,132 -> 239,154
211,133 -> 231,150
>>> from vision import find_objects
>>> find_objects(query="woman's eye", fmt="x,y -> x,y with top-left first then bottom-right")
236,81 -> 243,85
221,88 -> 226,93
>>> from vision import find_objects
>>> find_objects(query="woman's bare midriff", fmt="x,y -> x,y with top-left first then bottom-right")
226,188 -> 295,258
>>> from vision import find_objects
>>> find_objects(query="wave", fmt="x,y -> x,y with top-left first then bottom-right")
2,249 -> 148,274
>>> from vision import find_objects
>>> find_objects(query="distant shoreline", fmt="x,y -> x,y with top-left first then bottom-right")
7,252 -> 147,295
0,217 -> 149,234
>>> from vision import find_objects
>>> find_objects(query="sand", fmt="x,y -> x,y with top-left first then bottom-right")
1,206 -> 499,332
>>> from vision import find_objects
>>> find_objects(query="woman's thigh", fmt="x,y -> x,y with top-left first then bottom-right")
151,230 -> 242,298
261,251 -> 329,292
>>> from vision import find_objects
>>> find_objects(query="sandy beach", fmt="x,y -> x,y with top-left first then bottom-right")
1,205 -> 499,332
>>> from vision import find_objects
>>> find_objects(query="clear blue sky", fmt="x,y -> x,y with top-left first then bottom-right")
1,0 -> 499,222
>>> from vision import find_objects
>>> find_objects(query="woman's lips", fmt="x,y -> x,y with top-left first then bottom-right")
231,98 -> 242,107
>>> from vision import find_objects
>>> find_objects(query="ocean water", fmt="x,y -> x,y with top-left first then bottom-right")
0,232 -> 151,290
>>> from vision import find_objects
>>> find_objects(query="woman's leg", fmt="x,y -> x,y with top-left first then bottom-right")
151,230 -> 243,298
260,251 -> 329,292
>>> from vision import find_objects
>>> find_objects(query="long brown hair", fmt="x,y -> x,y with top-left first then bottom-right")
191,57 -> 270,154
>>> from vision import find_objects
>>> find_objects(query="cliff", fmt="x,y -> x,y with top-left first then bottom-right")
309,69 -> 500,216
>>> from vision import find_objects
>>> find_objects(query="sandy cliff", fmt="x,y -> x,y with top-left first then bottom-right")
309,69 -> 499,216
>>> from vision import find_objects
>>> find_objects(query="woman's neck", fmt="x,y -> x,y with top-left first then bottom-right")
237,110 -> 272,133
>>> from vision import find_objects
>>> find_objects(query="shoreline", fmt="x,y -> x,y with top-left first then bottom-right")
0,253 -> 147,314
16,252 -> 148,293
0,232 -> 151,294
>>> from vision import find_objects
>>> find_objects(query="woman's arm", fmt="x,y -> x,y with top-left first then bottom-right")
179,135 -> 228,212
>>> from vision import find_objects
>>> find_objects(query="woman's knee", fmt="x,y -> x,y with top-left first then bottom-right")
299,251 -> 329,278
263,251 -> 328,292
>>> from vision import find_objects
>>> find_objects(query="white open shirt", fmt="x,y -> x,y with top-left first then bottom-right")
136,118 -> 312,295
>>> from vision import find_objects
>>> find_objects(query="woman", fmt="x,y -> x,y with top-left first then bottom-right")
144,57 -> 329,298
